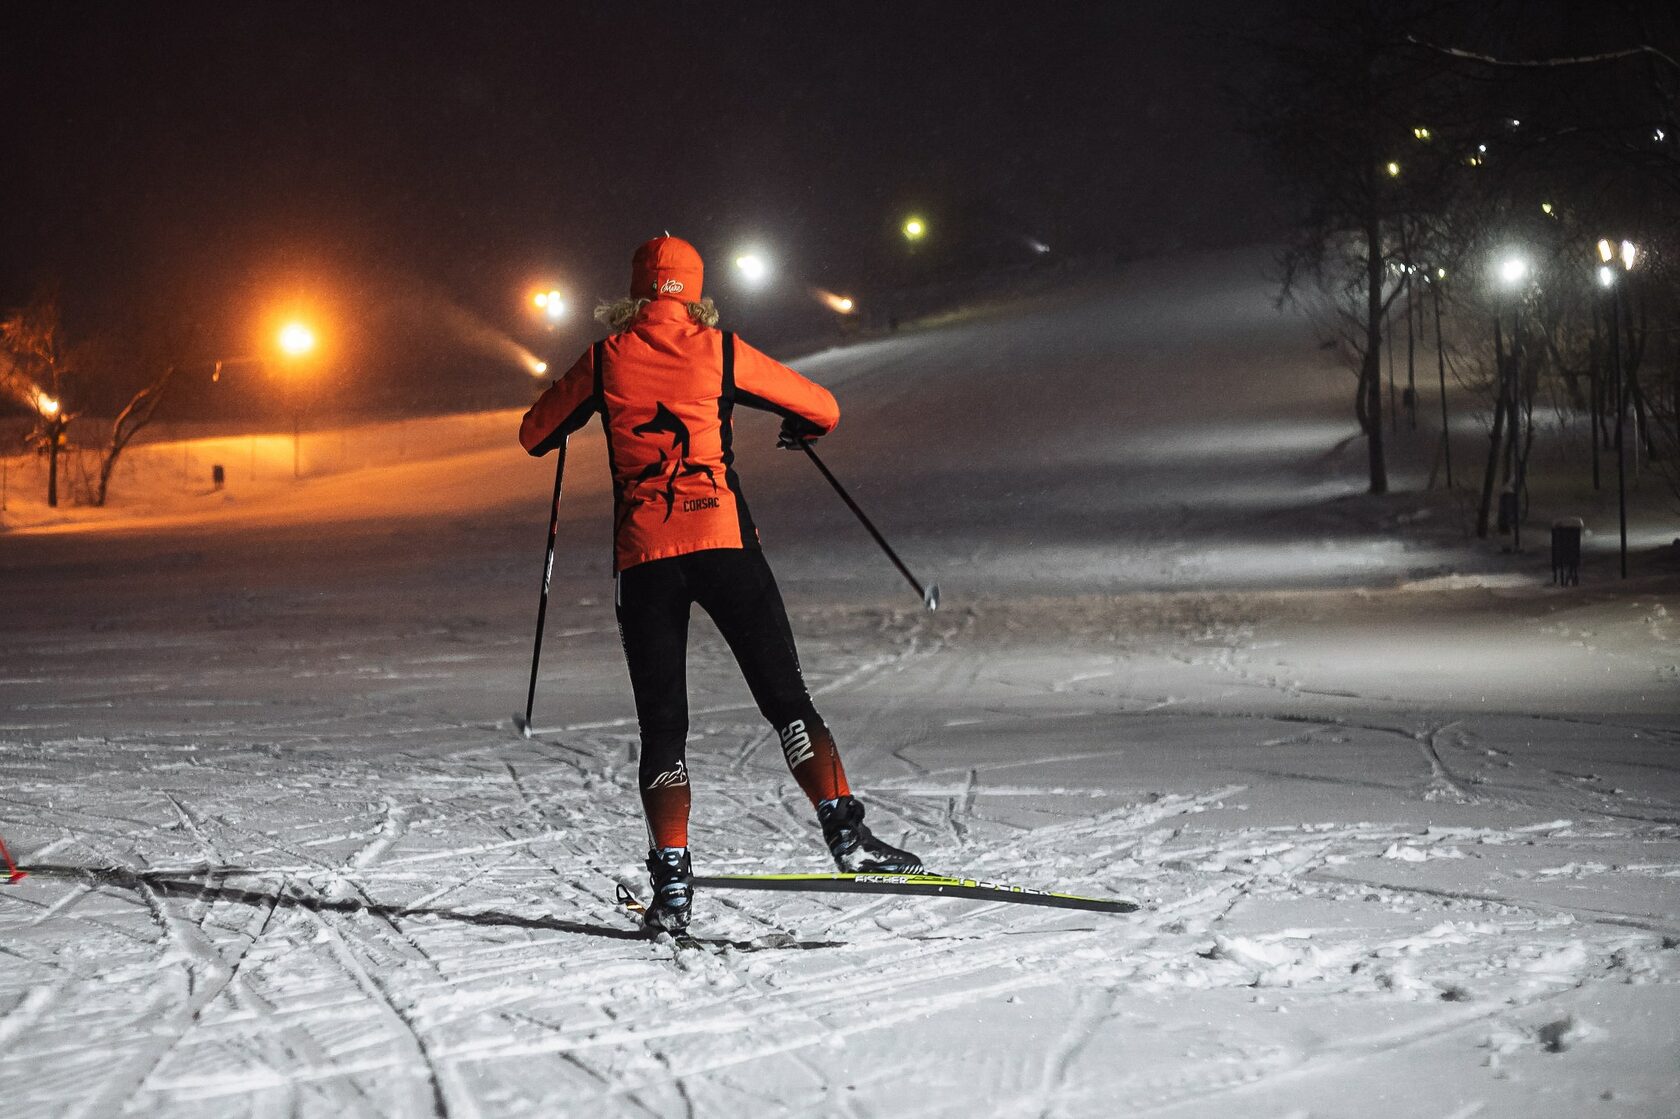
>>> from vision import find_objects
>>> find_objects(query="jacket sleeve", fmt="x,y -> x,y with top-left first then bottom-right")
732,336 -> 840,435
519,346 -> 599,455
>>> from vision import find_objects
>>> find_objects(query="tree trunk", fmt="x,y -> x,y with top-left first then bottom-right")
1363,211 -> 1388,495
1476,323 -> 1509,538
46,422 -> 60,508
93,367 -> 176,507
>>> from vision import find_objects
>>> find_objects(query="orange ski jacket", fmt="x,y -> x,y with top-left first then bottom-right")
519,299 -> 840,571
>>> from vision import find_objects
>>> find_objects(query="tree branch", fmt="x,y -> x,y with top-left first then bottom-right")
1405,35 -> 1680,75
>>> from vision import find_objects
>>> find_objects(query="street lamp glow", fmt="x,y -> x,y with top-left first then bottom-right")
735,253 -> 770,285
1620,240 -> 1638,270
277,322 -> 317,357
1436,267 -> 1447,280
1497,256 -> 1530,287
1412,125 -> 1432,141
1385,161 -> 1401,177
533,292 -> 549,308
530,359 -> 549,376
903,217 -> 927,241
1598,265 -> 1617,289
1541,202 -> 1554,215
36,392 -> 59,417
814,289 -> 856,314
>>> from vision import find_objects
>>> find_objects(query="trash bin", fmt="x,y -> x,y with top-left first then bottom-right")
1551,518 -> 1583,586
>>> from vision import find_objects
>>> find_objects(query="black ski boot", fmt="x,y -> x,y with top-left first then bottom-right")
643,846 -> 693,934
818,796 -> 923,873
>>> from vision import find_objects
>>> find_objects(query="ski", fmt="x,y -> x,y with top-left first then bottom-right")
613,882 -> 839,952
692,872 -> 1140,914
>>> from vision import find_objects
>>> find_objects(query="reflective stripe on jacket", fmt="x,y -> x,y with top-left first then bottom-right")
519,300 -> 840,571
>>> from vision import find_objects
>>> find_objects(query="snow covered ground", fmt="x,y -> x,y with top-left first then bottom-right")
2,249 -> 1677,1117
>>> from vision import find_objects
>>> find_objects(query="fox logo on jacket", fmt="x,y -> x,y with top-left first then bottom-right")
779,720 -> 816,768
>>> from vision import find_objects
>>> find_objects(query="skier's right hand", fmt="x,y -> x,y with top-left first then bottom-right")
777,416 -> 823,450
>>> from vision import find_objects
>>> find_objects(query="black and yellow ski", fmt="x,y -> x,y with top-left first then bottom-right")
692,872 -> 1140,914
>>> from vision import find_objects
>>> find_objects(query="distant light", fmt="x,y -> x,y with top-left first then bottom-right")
1025,237 -> 1051,254
735,253 -> 770,285
545,291 -> 564,320
1621,240 -> 1638,270
278,322 -> 317,357
1506,118 -> 1521,129
1598,265 -> 1617,289
1466,154 -> 1484,167
530,359 -> 549,376
814,289 -> 856,314
1541,202 -> 1554,215
1656,127 -> 1668,143
1385,161 -> 1402,177
1436,267 -> 1447,280
1497,256 -> 1530,286
1413,125 -> 1432,141
903,217 -> 927,241
533,292 -> 549,308
1477,143 -> 1488,153
36,392 -> 60,417
1597,238 -> 1615,263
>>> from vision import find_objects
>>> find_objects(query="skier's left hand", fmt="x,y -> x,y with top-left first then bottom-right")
777,416 -> 823,450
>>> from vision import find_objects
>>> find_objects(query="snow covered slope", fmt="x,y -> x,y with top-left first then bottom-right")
2,249 -> 1677,1117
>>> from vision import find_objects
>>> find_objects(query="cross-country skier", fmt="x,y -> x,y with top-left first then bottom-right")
519,235 -> 921,934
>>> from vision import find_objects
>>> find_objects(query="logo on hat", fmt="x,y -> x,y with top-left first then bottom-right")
658,279 -> 685,294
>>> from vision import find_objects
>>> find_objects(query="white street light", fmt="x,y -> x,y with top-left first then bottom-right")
735,253 -> 770,285
1497,256 -> 1530,286
1598,265 -> 1617,289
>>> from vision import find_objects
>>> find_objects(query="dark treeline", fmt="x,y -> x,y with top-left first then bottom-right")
1246,0 -> 1680,529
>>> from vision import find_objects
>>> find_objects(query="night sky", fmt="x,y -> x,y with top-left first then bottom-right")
2,2 -> 1266,411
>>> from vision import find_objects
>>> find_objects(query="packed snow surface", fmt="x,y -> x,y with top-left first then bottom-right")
3,250 -> 1678,1117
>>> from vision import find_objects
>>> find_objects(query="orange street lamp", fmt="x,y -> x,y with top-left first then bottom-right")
532,289 -> 566,324
278,322 -> 317,357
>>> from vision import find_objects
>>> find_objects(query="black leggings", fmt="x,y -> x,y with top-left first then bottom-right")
616,548 -> 820,788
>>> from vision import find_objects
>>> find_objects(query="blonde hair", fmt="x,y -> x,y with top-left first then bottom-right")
594,296 -> 719,333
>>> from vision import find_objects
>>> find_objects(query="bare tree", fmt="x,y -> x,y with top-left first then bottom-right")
0,292 -> 74,507
1246,0 -> 1476,495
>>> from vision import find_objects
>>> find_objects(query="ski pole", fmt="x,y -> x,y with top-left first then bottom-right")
515,439 -> 568,737
800,441 -> 938,611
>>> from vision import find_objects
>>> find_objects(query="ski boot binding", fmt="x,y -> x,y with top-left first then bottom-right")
643,846 -> 693,934
818,796 -> 923,873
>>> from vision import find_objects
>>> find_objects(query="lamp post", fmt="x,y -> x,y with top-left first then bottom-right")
277,321 -> 317,480
1598,238 -> 1639,577
1495,254 -> 1531,549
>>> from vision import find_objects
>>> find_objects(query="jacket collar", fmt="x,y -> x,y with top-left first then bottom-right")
637,299 -> 692,325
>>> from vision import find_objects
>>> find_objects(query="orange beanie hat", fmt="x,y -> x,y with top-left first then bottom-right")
630,236 -> 704,301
